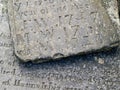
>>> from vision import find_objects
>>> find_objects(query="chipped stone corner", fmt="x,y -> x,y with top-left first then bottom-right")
102,0 -> 120,35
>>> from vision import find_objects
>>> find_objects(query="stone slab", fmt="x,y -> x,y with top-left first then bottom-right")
8,0 -> 119,62
0,0 -> 120,90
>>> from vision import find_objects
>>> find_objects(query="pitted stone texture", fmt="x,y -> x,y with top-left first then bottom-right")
101,0 -> 120,38
117,0 -> 120,21
8,0 -> 119,62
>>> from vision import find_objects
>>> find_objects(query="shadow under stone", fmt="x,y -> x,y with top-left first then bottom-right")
18,47 -> 119,69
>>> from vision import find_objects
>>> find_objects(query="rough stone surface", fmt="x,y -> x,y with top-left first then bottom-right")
0,0 -> 120,90
118,0 -> 120,16
8,0 -> 119,62
102,0 -> 120,38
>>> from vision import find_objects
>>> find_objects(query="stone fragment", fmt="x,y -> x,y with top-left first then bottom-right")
8,0 -> 119,62
98,58 -> 104,64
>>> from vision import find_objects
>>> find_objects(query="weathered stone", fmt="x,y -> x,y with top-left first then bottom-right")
117,0 -> 120,17
8,0 -> 119,62
0,1 -> 120,90
101,0 -> 120,38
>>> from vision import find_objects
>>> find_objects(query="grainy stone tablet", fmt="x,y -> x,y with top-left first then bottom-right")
8,0 -> 119,62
